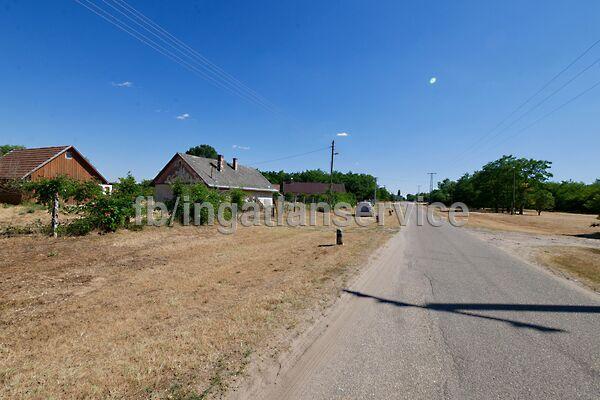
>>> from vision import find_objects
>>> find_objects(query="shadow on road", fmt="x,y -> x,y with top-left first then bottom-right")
343,289 -> 600,333
570,232 -> 600,240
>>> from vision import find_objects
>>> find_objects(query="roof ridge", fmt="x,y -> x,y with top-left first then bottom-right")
10,145 -> 70,151
180,152 -> 218,162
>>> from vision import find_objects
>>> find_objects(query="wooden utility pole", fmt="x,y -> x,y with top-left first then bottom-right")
329,140 -> 338,203
329,140 -> 335,193
511,168 -> 516,215
373,177 -> 378,203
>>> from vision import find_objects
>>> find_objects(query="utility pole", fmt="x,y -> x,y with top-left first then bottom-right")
427,172 -> 437,203
329,140 -> 338,203
374,179 -> 378,204
511,167 -> 516,215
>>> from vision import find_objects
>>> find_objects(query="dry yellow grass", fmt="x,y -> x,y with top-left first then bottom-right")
0,203 -> 81,231
463,210 -> 599,237
535,246 -> 600,291
0,210 -> 399,399
0,203 -> 48,228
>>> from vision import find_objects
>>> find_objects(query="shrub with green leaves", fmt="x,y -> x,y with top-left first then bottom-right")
169,181 -> 228,224
84,195 -> 131,232
24,176 -> 84,236
228,188 -> 247,209
63,218 -> 95,236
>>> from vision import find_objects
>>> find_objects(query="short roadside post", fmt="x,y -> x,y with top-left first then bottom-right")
336,229 -> 343,245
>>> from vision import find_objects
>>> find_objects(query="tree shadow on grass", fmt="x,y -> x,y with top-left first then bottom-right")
343,289 -> 600,333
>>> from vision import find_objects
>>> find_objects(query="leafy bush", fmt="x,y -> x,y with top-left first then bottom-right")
78,173 -> 152,232
228,188 -> 247,209
18,173 -> 156,236
71,180 -> 103,203
170,181 -> 228,224
331,192 -> 357,206
84,195 -> 130,232
63,218 -> 95,236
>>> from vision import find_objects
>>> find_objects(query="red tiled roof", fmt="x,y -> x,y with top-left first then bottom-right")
0,146 -> 69,179
282,182 -> 346,195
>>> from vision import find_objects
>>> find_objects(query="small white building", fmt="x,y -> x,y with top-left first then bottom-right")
152,153 -> 278,206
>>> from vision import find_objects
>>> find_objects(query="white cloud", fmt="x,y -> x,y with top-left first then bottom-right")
176,113 -> 190,120
336,132 -> 349,137
112,81 -> 133,88
232,144 -> 250,150
429,77 -> 437,85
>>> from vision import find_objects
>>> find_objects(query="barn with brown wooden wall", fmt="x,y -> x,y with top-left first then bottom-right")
0,146 -> 108,204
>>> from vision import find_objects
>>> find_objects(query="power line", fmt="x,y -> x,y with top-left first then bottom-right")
473,54 -> 600,155
74,0 -> 280,113
490,77 -> 600,150
449,38 -> 600,168
249,146 -> 330,166
106,0 -> 279,113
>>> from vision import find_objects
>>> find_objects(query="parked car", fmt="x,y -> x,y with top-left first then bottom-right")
355,201 -> 374,217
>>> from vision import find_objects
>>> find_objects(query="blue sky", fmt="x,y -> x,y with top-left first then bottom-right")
1,0 -> 599,194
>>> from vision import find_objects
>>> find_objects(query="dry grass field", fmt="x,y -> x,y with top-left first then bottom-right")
463,209 -> 598,237
535,246 -> 600,292
0,206 -> 399,399
0,203 -> 48,228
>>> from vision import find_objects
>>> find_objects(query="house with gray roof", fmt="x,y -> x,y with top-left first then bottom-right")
152,153 -> 278,206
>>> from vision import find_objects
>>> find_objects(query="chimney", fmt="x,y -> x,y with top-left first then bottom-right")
232,157 -> 238,171
217,154 -> 224,171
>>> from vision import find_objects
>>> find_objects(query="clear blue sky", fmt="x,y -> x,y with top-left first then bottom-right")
1,0 -> 599,194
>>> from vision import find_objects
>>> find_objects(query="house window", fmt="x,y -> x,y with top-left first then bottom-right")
65,151 -> 73,159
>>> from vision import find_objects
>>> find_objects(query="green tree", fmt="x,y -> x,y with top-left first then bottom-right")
24,176 -> 79,237
515,158 -> 553,214
186,144 -> 218,159
430,178 -> 457,204
376,187 -> 392,202
261,169 -> 378,202
0,144 -> 24,156
531,190 -> 555,215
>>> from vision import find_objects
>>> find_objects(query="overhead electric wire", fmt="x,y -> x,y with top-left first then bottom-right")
490,77 -> 600,150
74,0 -> 279,113
449,38 -> 600,168
78,0 -> 325,171
471,54 -> 600,155
109,0 -> 278,113
249,147 -> 330,166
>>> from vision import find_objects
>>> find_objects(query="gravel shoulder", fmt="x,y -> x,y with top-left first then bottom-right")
465,227 -> 600,293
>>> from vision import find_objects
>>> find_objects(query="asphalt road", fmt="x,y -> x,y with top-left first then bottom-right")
258,203 -> 600,399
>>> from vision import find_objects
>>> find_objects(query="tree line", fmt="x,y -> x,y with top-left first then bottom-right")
260,169 -> 395,203
425,155 -> 599,215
